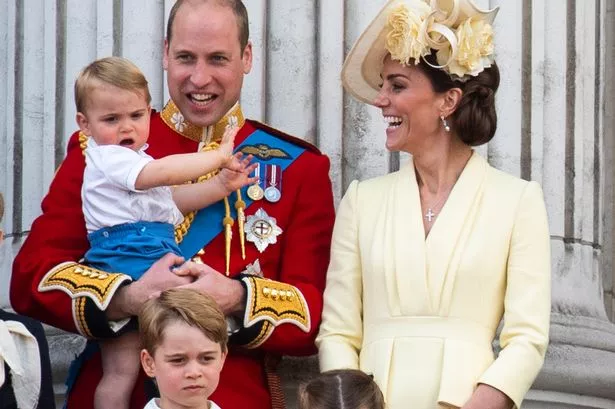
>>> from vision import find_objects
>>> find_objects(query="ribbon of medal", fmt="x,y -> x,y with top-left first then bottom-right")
264,164 -> 282,203
247,163 -> 265,201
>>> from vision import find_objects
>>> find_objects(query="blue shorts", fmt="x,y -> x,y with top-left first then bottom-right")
84,221 -> 181,280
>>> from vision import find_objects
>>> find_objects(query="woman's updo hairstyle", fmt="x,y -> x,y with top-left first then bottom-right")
416,53 -> 500,146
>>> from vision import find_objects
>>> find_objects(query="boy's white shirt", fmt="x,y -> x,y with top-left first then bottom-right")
143,398 -> 222,409
82,138 -> 184,233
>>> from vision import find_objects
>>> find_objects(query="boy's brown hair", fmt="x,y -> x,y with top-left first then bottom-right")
74,56 -> 151,113
139,288 -> 228,355
298,369 -> 385,409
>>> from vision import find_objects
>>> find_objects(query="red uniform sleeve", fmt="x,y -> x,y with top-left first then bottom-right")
11,133 -> 130,338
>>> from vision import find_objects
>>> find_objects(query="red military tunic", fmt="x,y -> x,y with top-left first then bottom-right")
11,101 -> 335,409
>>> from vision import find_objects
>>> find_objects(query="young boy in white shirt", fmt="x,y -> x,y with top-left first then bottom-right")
139,288 -> 228,409
73,56 -> 255,409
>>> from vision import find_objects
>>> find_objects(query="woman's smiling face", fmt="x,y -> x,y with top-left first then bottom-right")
374,55 -> 445,153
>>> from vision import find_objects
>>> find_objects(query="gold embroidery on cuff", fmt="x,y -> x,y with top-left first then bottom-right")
241,276 -> 310,333
245,321 -> 274,349
73,297 -> 93,338
39,262 -> 131,311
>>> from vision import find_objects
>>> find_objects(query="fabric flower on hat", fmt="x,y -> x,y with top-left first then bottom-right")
437,16 -> 495,79
385,2 -> 432,66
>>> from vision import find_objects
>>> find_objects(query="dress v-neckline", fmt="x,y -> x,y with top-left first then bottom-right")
389,151 -> 487,314
418,153 -> 475,241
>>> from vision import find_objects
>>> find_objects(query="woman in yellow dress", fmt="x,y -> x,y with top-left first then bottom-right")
316,1 -> 551,408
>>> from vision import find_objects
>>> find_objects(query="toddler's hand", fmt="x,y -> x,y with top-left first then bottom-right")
217,153 -> 258,193
219,126 -> 238,165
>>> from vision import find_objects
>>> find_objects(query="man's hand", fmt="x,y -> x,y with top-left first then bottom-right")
172,261 -> 246,316
106,253 -> 193,320
216,152 -> 258,193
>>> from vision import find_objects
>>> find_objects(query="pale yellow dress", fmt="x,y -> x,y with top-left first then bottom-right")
316,152 -> 551,409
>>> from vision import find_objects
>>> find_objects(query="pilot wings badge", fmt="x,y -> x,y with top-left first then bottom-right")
240,144 -> 290,161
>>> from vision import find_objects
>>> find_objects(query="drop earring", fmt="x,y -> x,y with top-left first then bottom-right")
440,114 -> 450,132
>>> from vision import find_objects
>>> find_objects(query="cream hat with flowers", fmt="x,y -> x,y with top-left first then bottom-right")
342,0 -> 499,104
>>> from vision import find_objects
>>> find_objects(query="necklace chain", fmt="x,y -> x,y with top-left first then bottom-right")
416,151 -> 471,224
423,188 -> 452,223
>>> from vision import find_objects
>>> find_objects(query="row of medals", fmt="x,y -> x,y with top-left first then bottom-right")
246,163 -> 281,203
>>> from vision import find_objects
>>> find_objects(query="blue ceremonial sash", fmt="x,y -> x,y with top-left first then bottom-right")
178,129 -> 307,258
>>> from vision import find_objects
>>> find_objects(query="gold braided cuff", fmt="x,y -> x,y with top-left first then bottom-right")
38,262 -> 132,311
241,276 -> 310,336
73,296 -> 93,337
244,321 -> 274,349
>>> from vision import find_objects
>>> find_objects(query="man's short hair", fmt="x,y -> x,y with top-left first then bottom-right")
166,0 -> 249,51
139,288 -> 228,355
74,56 -> 151,113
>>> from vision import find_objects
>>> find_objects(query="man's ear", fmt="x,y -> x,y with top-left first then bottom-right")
76,112 -> 91,136
163,39 -> 169,71
141,349 -> 156,377
242,40 -> 253,74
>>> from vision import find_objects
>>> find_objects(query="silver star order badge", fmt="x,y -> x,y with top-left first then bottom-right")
245,208 -> 283,253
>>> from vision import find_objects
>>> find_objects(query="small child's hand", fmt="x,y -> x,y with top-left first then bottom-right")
217,153 -> 258,193
224,151 -> 254,173
219,126 -> 238,166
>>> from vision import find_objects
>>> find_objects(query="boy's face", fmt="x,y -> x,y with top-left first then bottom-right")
140,320 -> 227,409
76,83 -> 151,152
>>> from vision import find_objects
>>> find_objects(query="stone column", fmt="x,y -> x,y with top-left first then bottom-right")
524,1 -> 615,407
602,0 -> 615,323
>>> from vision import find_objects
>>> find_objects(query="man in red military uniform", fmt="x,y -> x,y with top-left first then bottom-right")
10,1 -> 335,408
